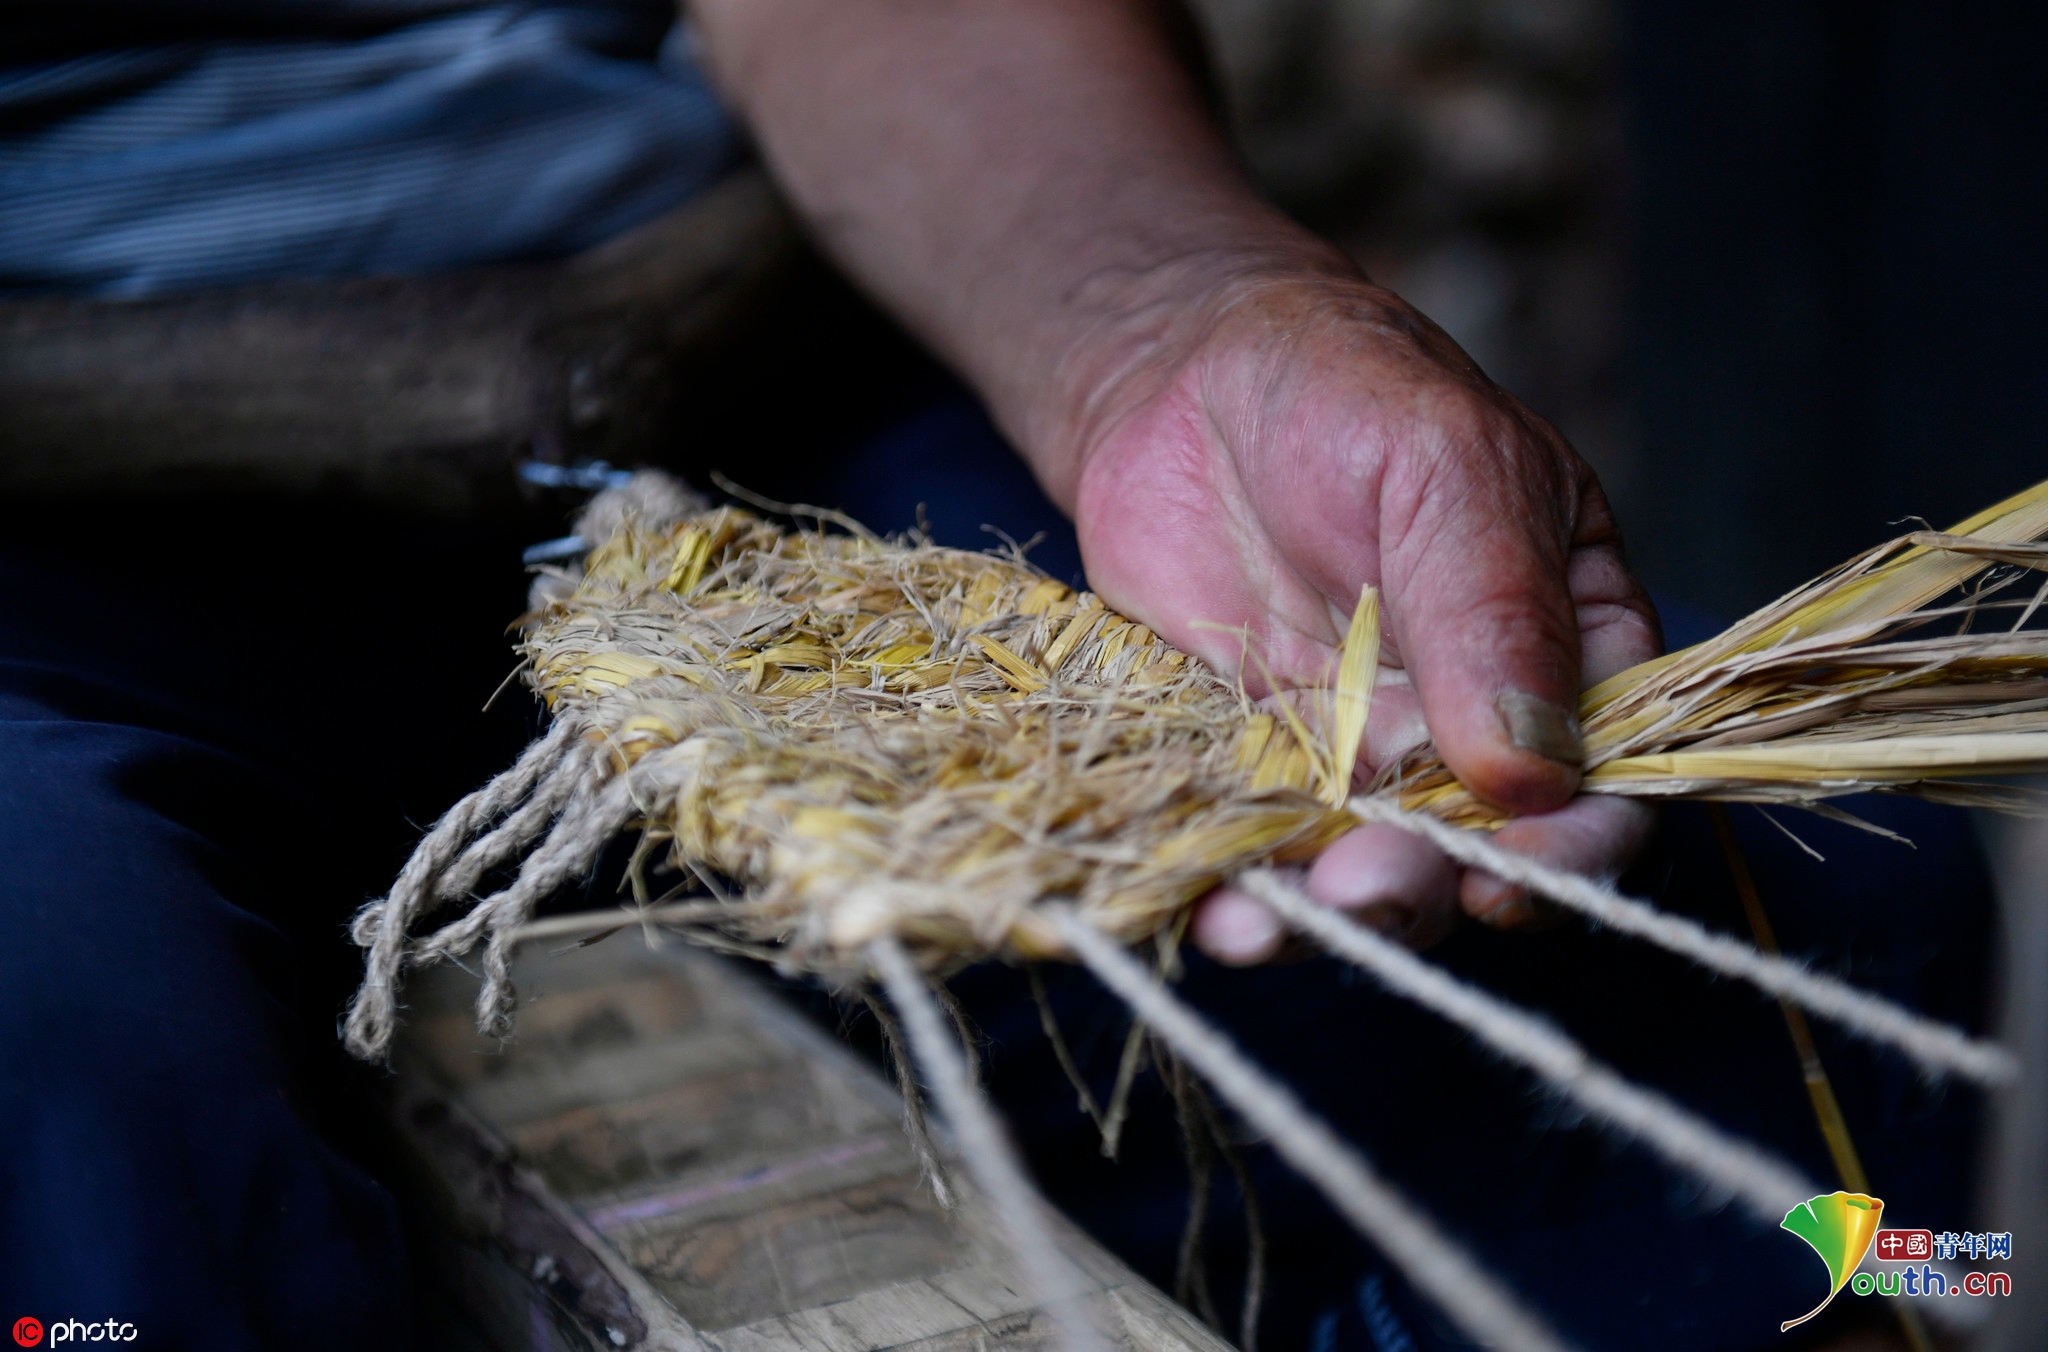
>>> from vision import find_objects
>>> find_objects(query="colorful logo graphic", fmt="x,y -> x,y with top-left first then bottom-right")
1780,1191 -> 1885,1331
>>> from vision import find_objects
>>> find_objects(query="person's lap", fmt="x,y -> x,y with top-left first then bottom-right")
0,701 -> 407,1349
0,497 -> 549,1348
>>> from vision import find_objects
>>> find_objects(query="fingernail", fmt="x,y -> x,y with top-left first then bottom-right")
1480,893 -> 1537,928
1477,893 -> 1566,931
1497,691 -> 1582,767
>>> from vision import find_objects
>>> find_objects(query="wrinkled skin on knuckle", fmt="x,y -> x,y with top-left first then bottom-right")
1370,402 -> 1587,811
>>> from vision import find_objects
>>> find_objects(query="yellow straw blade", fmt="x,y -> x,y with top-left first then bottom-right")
1326,584 -> 1380,807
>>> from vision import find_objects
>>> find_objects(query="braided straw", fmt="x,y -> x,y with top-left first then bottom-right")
350,476 -> 2048,1064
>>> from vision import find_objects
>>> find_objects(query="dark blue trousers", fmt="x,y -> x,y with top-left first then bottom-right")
0,497 -> 548,1349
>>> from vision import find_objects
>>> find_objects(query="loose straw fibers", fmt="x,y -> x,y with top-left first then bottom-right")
350,471 -> 2048,1027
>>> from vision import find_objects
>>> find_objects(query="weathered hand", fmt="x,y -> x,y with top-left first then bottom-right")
694,0 -> 1659,956
1052,261 -> 1661,960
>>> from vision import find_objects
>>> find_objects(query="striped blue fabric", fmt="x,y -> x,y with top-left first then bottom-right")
0,2 -> 740,295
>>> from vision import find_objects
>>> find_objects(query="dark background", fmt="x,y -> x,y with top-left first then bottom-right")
1176,0 -> 2048,618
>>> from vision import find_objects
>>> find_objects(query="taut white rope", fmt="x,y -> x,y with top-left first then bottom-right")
1052,909 -> 1579,1352
1238,869 -> 1819,1223
1352,797 -> 2018,1087
867,937 -> 1106,1352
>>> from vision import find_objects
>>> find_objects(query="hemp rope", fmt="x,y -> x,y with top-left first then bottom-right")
860,988 -> 959,1211
868,936 -> 1108,1352
1350,797 -> 2018,1087
1052,908 -> 1579,1352
464,766 -> 655,1038
349,749 -> 2017,1089
1238,869 -> 1819,1223
369,737 -> 677,1044
340,467 -> 2039,1352
344,738 -> 2011,1350
432,733 -> 602,905
343,717 -> 582,1058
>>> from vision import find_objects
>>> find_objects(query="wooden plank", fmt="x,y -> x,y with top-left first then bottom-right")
385,1080 -> 711,1351
866,1309 -> 1053,1352
775,1280 -> 992,1352
459,1027 -> 793,1129
385,935 -> 1234,1352
925,1264 -> 1037,1323
704,1315 -> 813,1352
503,1067 -> 886,1203
611,1168 -> 958,1332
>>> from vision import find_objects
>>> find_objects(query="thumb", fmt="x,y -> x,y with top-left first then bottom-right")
1378,426 -> 1586,815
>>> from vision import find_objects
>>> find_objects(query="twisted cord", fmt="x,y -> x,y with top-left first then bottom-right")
868,937 -> 1107,1352
1239,869 -> 1818,1223
434,734 -> 601,902
1352,797 -> 2018,1087
405,746 -> 650,970
1052,909 -> 1578,1352
342,719 -> 579,1059
861,989 -> 959,1211
469,770 -> 651,1038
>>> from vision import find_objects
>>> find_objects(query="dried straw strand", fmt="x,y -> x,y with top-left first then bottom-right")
1028,965 -> 1110,1134
1395,476 -> 2048,826
860,988 -> 958,1211
1157,1039 -> 1225,1331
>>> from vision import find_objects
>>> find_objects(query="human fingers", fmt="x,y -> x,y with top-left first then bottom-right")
1303,821 -> 1458,948
1191,822 -> 1458,965
1190,884 -> 1288,965
1374,408 -> 1588,818
1563,477 -> 1661,687
1450,484 -> 1658,927
1459,794 -> 1656,927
